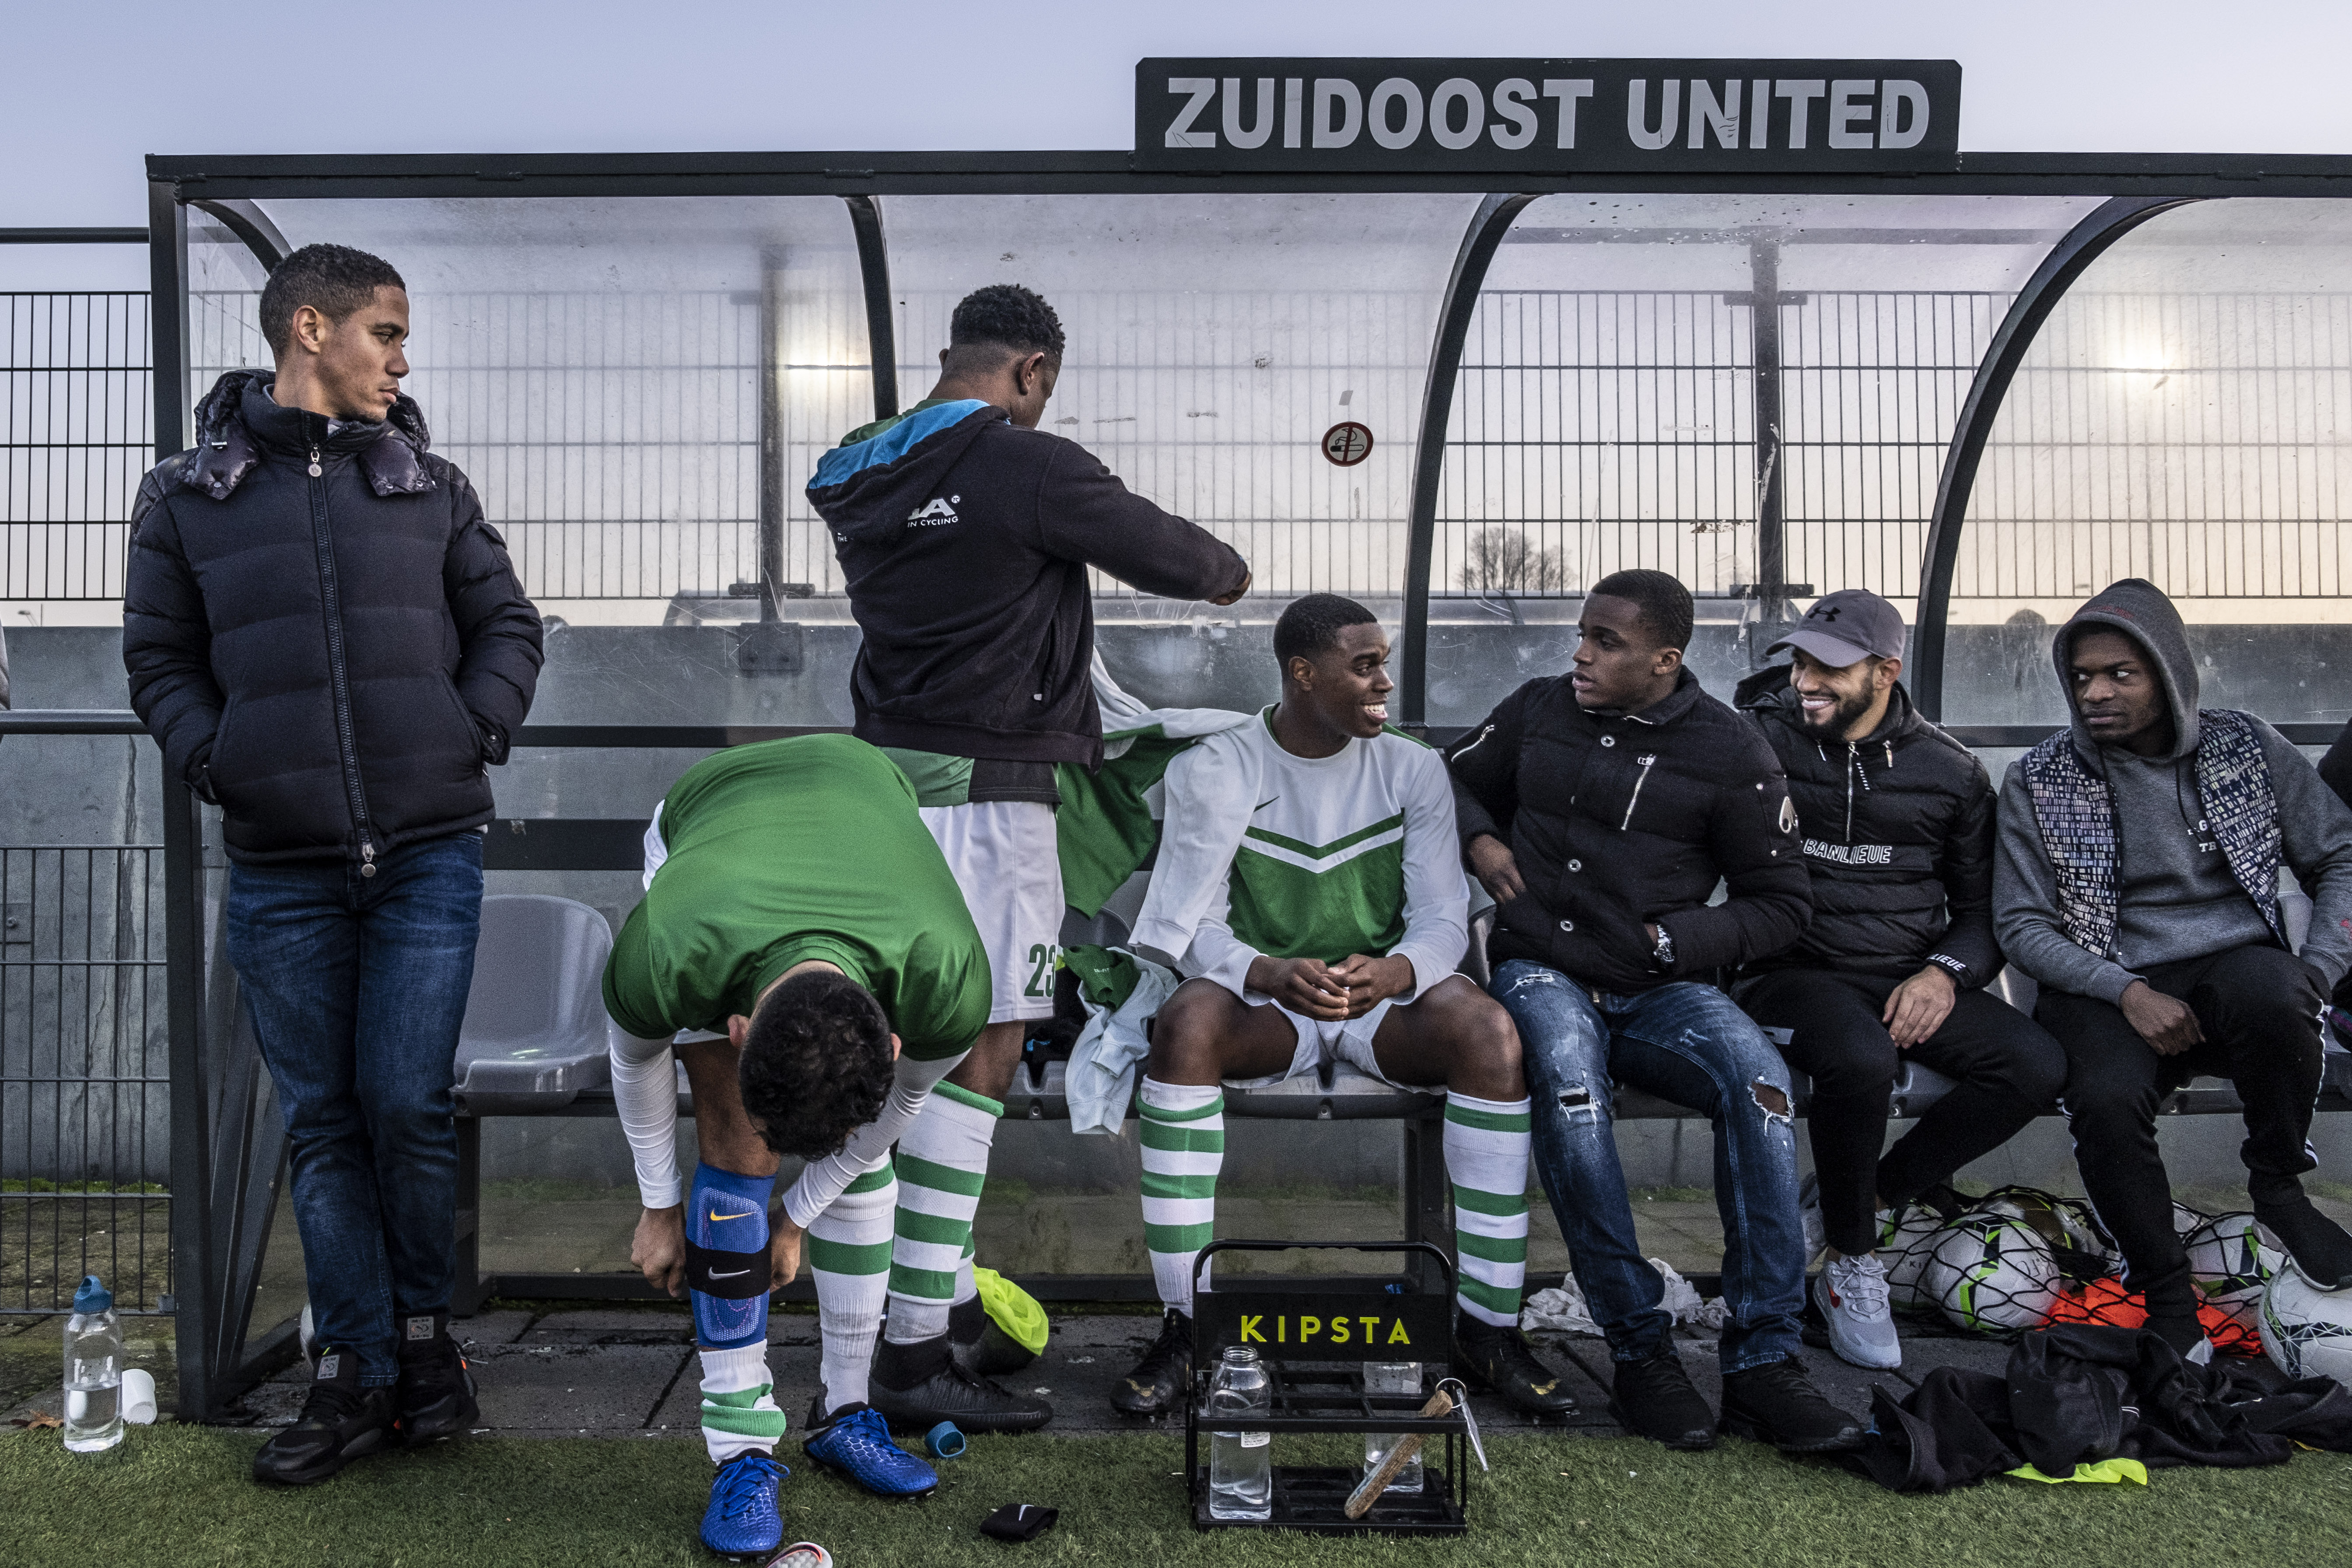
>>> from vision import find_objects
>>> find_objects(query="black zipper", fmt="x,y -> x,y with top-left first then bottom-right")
304,438 -> 378,877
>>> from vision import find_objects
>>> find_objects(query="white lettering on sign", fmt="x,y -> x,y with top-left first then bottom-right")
1830,79 -> 1877,149
1135,62 -> 1960,172
1314,79 -> 1362,147
1369,78 -> 1424,149
1165,78 -> 1217,148
1628,79 -> 1680,150
1491,78 -> 1540,149
1223,77 -> 1275,149
1542,79 -> 1595,147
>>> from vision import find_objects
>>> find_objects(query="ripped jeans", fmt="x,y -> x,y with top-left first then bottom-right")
1491,960 -> 1805,1373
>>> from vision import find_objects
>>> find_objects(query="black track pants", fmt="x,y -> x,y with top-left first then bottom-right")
2036,944 -> 2325,1312
1737,969 -> 2068,1256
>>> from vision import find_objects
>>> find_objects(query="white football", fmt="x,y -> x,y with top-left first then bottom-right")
2184,1212 -> 2281,1333
2260,1261 -> 2352,1386
1924,1214 -> 2064,1336
1881,1203 -> 1950,1314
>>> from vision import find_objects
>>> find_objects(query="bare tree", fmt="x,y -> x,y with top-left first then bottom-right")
1458,527 -> 1567,595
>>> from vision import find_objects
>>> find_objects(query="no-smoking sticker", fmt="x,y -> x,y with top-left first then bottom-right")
1320,421 -> 1374,467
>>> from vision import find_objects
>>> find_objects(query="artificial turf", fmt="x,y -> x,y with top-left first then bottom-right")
5,1425 -> 2348,1568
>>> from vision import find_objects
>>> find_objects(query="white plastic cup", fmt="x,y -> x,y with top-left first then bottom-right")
119,1368 -> 158,1425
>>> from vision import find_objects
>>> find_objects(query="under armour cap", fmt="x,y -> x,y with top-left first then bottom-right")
1766,589 -> 1906,669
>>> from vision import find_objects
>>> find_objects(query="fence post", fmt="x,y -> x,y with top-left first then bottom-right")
162,766 -> 219,1420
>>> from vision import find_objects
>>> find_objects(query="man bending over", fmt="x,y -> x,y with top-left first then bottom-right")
604,735 -> 1036,1557
1108,594 -> 1572,1420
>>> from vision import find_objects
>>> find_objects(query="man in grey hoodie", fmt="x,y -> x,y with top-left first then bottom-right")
1995,579 -> 2352,1352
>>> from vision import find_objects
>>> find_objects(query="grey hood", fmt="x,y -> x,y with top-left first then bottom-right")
2055,578 -> 2199,763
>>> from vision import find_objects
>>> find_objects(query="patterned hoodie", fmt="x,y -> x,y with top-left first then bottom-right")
1991,578 -> 2352,1002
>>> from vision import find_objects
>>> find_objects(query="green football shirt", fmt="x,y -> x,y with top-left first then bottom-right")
602,734 -> 990,1060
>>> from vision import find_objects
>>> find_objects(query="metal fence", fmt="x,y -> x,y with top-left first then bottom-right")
1,292 -> 150,602
0,844 -> 172,1313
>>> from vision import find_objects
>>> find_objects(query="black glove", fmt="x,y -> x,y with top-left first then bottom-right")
980,1504 -> 1058,1543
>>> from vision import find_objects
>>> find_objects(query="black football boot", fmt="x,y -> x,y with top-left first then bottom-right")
252,1345 -> 400,1486
1452,1316 -> 1579,1418
868,1333 -> 1052,1434
1718,1354 -> 1866,1453
395,1311 -> 480,1445
950,1292 -> 1039,1379
1108,1307 -> 1194,1418
1609,1348 -> 1717,1451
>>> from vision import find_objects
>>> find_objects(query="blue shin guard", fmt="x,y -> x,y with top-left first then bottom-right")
689,1162 -> 774,1348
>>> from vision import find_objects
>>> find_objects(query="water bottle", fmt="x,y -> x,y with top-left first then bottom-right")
63,1275 -> 123,1453
1362,1361 -> 1424,1492
1207,1345 -> 1272,1521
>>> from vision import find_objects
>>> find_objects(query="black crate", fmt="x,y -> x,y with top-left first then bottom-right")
1182,1241 -> 1470,1535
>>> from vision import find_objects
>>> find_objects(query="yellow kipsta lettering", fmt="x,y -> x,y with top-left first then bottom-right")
1300,1316 -> 1322,1341
1388,1320 -> 1411,1345
1240,1315 -> 1265,1344
1361,1316 -> 1380,1343
1331,1317 -> 1351,1344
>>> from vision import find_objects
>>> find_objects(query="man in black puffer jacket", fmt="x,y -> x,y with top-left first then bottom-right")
1732,590 -> 2065,1375
123,245 -> 541,1487
1449,570 -> 1860,1459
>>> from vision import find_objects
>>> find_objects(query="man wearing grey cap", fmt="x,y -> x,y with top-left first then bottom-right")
1735,589 -> 2067,1371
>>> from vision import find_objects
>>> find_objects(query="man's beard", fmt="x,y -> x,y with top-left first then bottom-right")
1806,685 -> 1877,736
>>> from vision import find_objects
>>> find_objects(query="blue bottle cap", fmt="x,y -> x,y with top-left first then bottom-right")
924,1421 -> 967,1460
73,1275 -> 112,1314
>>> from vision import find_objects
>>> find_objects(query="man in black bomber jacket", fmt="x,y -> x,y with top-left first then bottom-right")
1732,590 -> 2065,1375
123,245 -> 541,1487
1448,570 -> 1861,1459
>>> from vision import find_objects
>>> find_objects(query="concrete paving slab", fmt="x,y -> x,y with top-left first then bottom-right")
471,1342 -> 690,1436
515,1307 -> 694,1347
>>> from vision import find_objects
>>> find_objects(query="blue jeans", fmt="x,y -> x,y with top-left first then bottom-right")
225,833 -> 483,1385
1491,959 -> 1804,1373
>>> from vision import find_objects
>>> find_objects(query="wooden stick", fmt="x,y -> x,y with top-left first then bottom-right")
1343,1387 -> 1454,1519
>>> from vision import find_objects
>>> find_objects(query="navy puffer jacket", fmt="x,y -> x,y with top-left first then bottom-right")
123,371 -> 542,865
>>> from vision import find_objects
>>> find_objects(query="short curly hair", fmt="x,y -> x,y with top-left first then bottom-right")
737,970 -> 895,1159
942,284 -> 1064,377
258,243 -> 407,359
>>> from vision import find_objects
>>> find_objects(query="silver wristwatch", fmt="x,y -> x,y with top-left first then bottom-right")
1651,926 -> 1676,970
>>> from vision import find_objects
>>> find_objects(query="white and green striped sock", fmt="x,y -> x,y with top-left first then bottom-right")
697,1343 -> 787,1463
885,1081 -> 1000,1345
807,1159 -> 896,1413
1140,1078 -> 1225,1316
1446,1092 -> 1532,1326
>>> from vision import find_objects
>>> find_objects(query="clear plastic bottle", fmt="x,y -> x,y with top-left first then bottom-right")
63,1275 -> 123,1453
1207,1344 -> 1272,1521
1362,1361 -> 1424,1492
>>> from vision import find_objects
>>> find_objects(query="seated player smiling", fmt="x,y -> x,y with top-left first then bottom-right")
1108,594 -> 1572,1420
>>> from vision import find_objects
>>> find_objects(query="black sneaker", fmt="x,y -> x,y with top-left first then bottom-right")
1608,1349 -> 1716,1451
1109,1308 -> 1193,1418
252,1346 -> 399,1485
395,1312 -> 479,1446
1453,1316 -> 1578,1418
950,1292 -> 1038,1378
1718,1354 -> 1866,1453
868,1333 -> 1052,1434
2254,1195 -> 2352,1290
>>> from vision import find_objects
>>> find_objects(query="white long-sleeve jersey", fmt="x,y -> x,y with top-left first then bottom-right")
1129,712 -> 1469,1004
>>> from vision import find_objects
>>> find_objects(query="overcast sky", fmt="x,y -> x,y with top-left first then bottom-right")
6,0 -> 2347,286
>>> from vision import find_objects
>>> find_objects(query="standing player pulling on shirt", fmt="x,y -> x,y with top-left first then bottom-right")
603,735 -> 1014,1558
806,285 -> 1250,1424
1107,595 -> 1572,1420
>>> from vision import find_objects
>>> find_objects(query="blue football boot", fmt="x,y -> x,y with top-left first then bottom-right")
803,1402 -> 940,1498
699,1451 -> 787,1559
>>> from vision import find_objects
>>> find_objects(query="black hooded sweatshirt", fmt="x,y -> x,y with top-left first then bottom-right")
122,371 -> 542,865
1733,668 -> 2001,987
805,400 -> 1248,770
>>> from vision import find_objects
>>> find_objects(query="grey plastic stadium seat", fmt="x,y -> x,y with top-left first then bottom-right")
1225,1061 -> 1441,1120
1991,965 -> 2038,1018
454,894 -> 614,1114
1890,1059 -> 1959,1118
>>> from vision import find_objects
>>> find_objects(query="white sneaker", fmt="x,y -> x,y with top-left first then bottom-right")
1814,1253 -> 1902,1371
